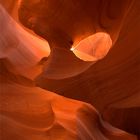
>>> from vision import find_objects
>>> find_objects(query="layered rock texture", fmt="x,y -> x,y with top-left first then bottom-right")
0,0 -> 140,139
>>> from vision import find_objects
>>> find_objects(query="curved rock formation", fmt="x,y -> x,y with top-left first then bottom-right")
0,64 -> 137,140
0,0 -> 140,139
0,4 -> 50,79
18,0 -> 134,79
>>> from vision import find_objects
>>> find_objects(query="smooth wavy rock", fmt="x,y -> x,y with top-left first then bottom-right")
0,4 -> 50,79
0,1 -> 139,140
0,63 -> 137,140
17,0 -> 140,137
18,0 -> 134,79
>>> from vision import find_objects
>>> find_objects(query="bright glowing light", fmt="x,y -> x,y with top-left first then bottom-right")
71,32 -> 112,61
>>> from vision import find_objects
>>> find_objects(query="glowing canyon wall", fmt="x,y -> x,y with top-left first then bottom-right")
0,0 -> 140,139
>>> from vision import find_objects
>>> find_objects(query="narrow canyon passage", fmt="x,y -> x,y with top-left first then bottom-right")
0,0 -> 140,139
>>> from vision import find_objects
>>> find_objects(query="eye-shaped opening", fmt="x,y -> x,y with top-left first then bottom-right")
70,32 -> 112,62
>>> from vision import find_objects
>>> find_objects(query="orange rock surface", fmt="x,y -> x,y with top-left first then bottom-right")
0,0 -> 140,139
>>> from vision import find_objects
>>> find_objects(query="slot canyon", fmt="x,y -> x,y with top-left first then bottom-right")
0,0 -> 140,139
